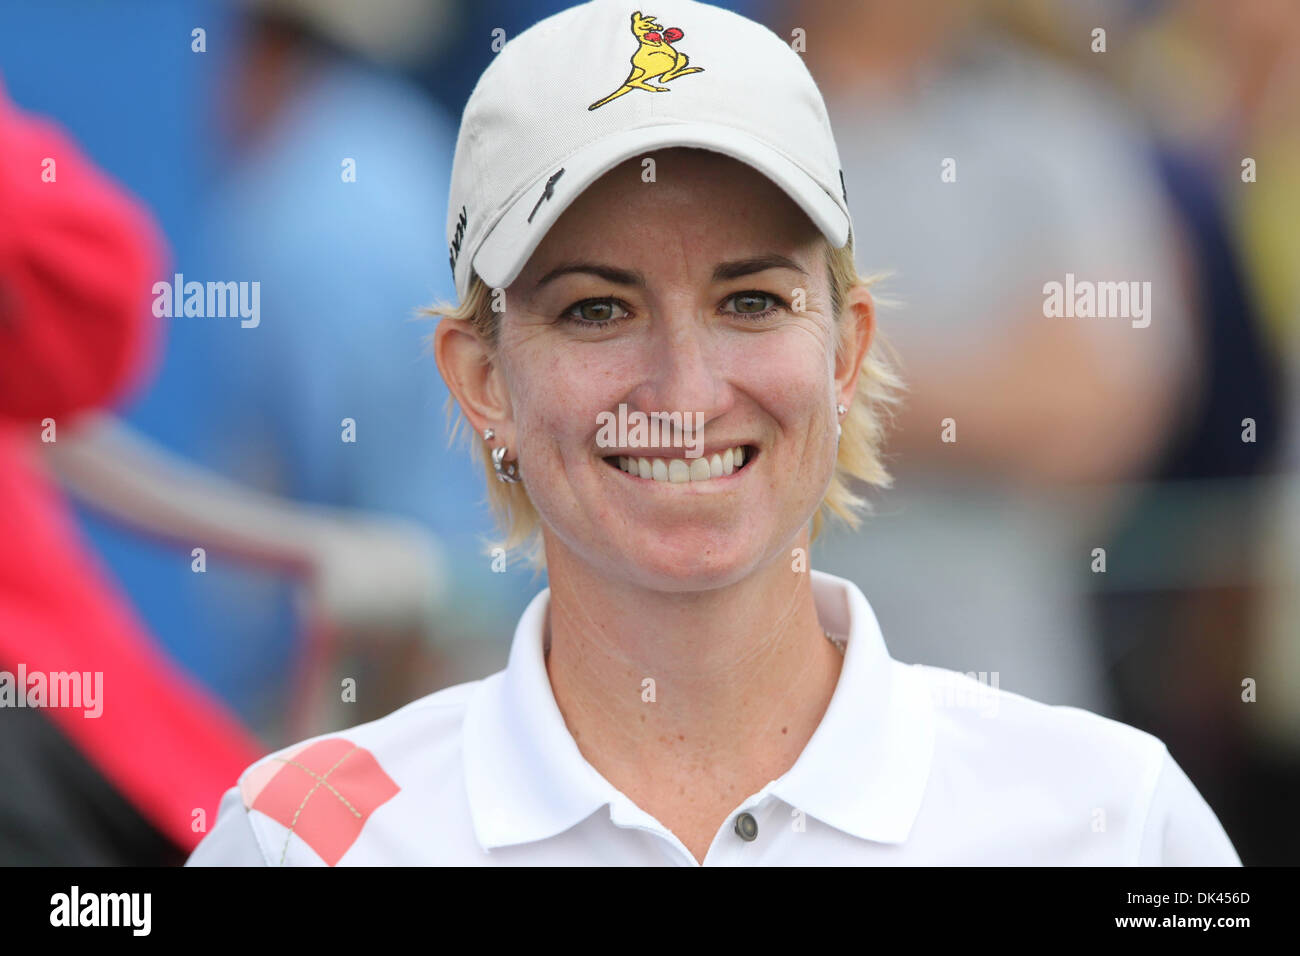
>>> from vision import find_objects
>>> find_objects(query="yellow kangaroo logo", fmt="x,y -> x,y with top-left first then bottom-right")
588,10 -> 704,111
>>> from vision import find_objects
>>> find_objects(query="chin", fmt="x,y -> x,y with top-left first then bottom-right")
611,531 -> 767,593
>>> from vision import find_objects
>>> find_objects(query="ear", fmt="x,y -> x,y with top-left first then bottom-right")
834,281 -> 876,406
433,316 -> 515,448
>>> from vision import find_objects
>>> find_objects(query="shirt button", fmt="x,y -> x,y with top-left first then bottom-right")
734,812 -> 758,842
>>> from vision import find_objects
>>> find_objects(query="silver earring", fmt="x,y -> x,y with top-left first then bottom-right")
492,444 -> 521,483
483,427 -> 495,442
836,402 -> 846,440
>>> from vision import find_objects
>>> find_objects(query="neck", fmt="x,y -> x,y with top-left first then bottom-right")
542,532 -> 844,831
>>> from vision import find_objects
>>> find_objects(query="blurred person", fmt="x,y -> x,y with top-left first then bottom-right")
189,0 -> 1236,866
1112,0 -> 1300,473
1095,0 -> 1300,864
164,0 -> 531,739
785,0 -> 1200,717
0,75 -> 262,864
0,7 -> 453,863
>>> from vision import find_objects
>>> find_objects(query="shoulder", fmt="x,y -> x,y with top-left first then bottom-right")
243,678 -> 481,786
910,662 -> 1169,810
904,663 -> 1239,864
187,679 -> 485,867
914,662 -> 1166,766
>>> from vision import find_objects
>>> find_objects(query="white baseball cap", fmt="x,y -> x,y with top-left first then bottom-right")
446,0 -> 853,302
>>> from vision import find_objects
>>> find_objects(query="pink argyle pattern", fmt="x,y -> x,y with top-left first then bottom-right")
240,737 -> 399,866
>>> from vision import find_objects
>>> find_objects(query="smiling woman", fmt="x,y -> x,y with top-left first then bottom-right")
434,147 -> 888,595
425,163 -> 902,573
187,0 -> 1241,868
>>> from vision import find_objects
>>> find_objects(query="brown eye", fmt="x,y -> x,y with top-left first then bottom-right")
728,292 -> 776,315
562,298 -> 630,326
579,300 -> 615,322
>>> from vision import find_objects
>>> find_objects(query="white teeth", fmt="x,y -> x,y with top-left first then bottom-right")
610,446 -> 750,484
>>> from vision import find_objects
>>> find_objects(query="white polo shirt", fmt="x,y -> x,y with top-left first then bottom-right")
186,570 -> 1241,866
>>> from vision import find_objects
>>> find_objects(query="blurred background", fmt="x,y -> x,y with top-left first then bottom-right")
0,0 -> 1295,864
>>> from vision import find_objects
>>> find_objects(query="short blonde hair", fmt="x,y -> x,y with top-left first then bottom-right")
421,238 -> 905,572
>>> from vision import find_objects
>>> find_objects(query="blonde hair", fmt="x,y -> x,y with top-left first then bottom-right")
421,238 -> 905,573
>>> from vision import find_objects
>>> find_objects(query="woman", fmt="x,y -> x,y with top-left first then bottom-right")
188,0 -> 1240,866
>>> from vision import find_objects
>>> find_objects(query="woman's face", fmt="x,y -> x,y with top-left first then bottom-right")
495,147 -> 866,591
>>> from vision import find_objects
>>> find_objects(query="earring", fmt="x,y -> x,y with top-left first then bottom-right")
836,402 -> 846,440
492,444 -> 522,483
484,426 -> 521,482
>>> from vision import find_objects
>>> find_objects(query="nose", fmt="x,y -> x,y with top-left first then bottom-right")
629,308 -> 733,438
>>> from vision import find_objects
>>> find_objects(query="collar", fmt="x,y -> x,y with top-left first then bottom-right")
462,569 -> 935,851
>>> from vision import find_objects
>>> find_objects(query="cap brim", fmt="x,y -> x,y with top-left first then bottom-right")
470,122 -> 850,295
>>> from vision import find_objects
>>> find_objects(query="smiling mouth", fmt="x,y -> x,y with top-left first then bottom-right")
602,445 -> 757,484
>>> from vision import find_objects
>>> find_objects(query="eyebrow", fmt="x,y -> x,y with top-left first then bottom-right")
533,253 -> 808,290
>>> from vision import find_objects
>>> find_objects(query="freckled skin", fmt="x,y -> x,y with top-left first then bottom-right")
497,148 -> 840,594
